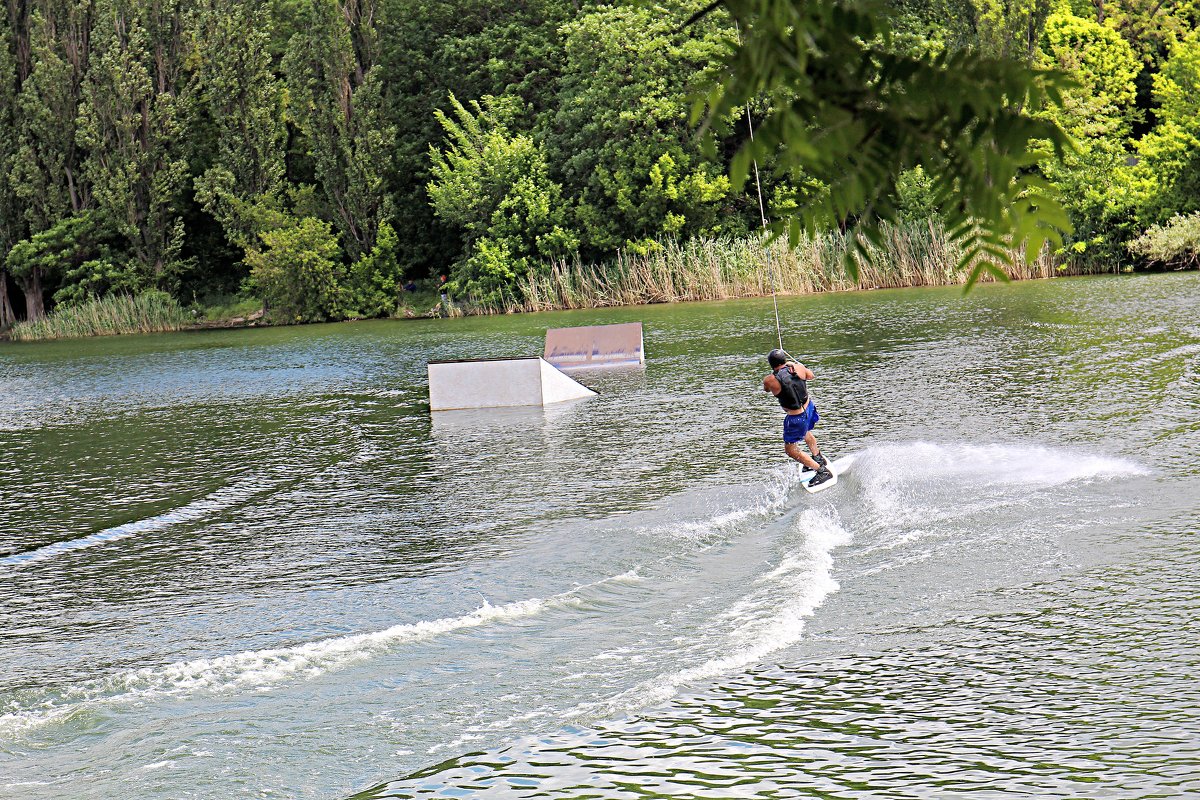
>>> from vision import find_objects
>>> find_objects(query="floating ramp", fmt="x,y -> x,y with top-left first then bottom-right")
427,357 -> 597,411
544,322 -> 644,369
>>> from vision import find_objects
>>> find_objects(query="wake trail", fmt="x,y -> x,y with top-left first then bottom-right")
0,469 -> 295,570
632,459 -> 812,543
0,570 -> 644,738
1,414 -> 379,571
567,507 -> 852,723
530,442 -> 1136,729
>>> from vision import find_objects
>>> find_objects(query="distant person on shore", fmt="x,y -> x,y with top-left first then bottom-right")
763,349 -> 833,487
437,275 -> 451,317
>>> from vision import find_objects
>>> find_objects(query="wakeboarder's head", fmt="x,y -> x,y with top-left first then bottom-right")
767,349 -> 790,369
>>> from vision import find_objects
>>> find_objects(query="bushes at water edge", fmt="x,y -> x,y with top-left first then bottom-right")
475,220 -> 1066,314
10,292 -> 190,341
1128,213 -> 1200,269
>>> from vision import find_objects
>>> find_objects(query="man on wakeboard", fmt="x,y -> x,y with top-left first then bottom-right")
763,349 -> 834,488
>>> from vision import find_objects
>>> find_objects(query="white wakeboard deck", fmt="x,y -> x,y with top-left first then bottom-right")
800,454 -> 855,494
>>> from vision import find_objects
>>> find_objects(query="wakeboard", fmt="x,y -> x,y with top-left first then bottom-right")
800,454 -> 854,494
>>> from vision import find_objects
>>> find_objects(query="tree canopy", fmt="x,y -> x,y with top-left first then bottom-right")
1,0 -> 1197,325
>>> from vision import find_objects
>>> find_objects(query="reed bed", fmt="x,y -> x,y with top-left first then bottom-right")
11,291 -> 190,341
477,220 -> 1063,315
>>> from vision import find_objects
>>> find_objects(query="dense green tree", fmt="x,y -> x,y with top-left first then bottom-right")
9,2 -> 93,228
347,219 -> 404,316
5,210 -> 122,307
1036,8 -> 1141,264
968,0 -> 1053,61
285,0 -> 393,263
884,0 -> 973,55
378,0 -> 573,277
1133,30 -> 1200,224
191,0 -> 288,254
1072,0 -> 1200,67
546,3 -> 735,255
428,94 -> 577,301
76,0 -> 191,291
246,214 -> 346,322
0,5 -> 20,325
0,0 -> 1195,328
6,0 -> 95,318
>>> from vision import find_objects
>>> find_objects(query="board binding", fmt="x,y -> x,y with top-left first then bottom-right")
800,454 -> 854,494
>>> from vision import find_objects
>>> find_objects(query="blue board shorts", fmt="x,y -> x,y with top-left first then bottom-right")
782,402 -> 819,444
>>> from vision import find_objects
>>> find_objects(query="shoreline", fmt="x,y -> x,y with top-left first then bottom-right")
4,221 -> 1144,342
2,267 -> 1117,344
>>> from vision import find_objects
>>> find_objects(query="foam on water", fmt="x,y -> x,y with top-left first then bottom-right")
854,441 -> 1141,530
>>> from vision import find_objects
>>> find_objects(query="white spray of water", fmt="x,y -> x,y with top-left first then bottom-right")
854,441 -> 1143,534
862,441 -> 1141,489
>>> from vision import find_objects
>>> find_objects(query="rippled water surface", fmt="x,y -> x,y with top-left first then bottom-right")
2,273 -> 1198,799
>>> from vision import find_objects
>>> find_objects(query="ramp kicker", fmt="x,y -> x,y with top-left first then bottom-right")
427,357 -> 597,411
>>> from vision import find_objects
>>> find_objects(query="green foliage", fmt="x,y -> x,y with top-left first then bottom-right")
968,0 -> 1052,61
705,0 -> 1074,287
285,0 -> 394,262
0,9 -> 19,327
349,220 -> 405,317
1069,0 -> 1200,68
10,290 -> 189,341
191,0 -> 288,255
1132,30 -> 1200,224
428,95 -> 577,303
894,167 -> 939,221
9,3 -> 92,236
246,216 -> 347,323
1127,211 -> 1200,267
5,212 -> 133,313
0,0 -> 1196,330
546,4 -> 735,254
76,0 -> 191,282
1040,10 -> 1140,142
378,0 -> 572,276
884,0 -> 973,57
1035,9 -> 1141,266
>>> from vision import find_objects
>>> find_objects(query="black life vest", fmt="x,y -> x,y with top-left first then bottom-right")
774,366 -> 809,411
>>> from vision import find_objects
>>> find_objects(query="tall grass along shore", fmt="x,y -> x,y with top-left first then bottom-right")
4,222 -> 1087,339
461,221 -> 1072,315
10,292 -> 190,341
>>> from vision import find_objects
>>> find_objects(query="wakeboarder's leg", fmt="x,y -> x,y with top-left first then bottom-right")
785,442 -> 822,471
804,431 -> 827,466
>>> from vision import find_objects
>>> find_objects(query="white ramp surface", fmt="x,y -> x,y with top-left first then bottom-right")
544,322 -> 644,369
428,357 -> 596,411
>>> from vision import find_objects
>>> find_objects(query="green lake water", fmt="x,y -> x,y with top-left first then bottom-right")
1,272 -> 1198,798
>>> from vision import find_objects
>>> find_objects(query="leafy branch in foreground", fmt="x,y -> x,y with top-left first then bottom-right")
700,0 -> 1075,287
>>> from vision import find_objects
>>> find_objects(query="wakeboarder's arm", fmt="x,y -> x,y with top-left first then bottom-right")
787,361 -> 815,380
763,374 -> 781,395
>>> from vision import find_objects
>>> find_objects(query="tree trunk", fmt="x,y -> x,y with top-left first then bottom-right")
20,267 -> 45,321
0,269 -> 15,328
